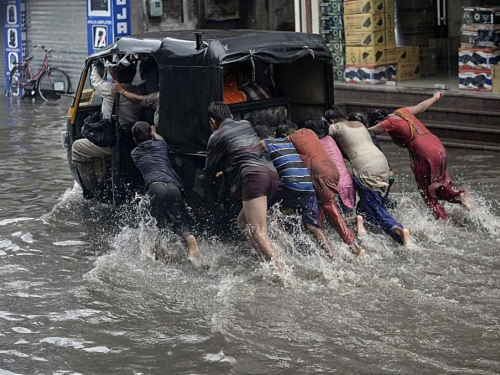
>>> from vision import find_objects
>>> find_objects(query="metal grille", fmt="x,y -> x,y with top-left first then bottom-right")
25,0 -> 89,93
0,4 -> 5,88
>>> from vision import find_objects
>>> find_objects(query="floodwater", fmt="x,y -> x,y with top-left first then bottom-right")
0,97 -> 499,375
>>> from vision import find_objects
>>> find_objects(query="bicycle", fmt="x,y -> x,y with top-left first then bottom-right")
9,45 -> 70,102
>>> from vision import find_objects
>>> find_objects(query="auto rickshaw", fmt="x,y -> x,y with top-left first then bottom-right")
63,29 -> 334,233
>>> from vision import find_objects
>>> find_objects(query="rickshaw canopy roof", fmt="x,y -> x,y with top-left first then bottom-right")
87,29 -> 333,66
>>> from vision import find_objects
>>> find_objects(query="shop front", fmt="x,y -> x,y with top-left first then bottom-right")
295,0 -> 500,93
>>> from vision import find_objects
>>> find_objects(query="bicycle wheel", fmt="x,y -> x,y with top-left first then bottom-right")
37,68 -> 70,102
9,65 -> 29,97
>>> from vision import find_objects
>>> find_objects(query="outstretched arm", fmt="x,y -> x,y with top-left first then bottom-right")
406,92 -> 443,116
112,81 -> 143,104
367,124 -> 386,135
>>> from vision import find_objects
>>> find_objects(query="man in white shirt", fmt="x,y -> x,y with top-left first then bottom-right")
71,60 -> 142,199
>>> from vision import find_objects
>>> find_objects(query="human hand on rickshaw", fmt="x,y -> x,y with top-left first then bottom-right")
112,81 -> 125,94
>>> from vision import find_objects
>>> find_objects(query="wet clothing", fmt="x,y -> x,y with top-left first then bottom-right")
289,129 -> 355,245
379,107 -> 465,220
329,121 -> 389,194
264,138 -> 316,194
329,121 -> 405,243
319,136 -> 355,209
131,139 -> 183,190
269,187 -> 320,227
131,139 -> 189,235
264,138 -> 320,228
354,176 -> 403,244
203,118 -> 278,201
239,166 -> 279,201
147,182 -> 189,236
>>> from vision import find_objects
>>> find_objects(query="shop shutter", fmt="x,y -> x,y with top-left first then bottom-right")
25,0 -> 88,93
0,4 -> 5,88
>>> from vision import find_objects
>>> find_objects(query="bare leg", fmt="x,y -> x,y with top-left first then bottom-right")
182,232 -> 200,259
237,196 -> 284,271
393,226 -> 410,246
356,215 -> 367,236
459,191 -> 472,211
305,223 -> 334,258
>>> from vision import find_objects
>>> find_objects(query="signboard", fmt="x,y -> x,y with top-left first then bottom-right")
87,0 -> 131,55
4,0 -> 27,95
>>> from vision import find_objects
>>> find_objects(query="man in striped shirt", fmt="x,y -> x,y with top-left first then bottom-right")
254,125 -> 334,257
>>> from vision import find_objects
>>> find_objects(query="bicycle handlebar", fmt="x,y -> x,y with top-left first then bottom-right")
33,45 -> 51,55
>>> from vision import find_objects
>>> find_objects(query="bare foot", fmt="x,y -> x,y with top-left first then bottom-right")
394,227 -> 410,246
186,234 -> 200,259
356,215 -> 367,236
351,242 -> 365,258
460,191 -> 472,211
154,247 -> 165,262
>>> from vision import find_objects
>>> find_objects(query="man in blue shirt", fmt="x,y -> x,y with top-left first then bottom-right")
131,121 -> 199,262
255,125 -> 334,257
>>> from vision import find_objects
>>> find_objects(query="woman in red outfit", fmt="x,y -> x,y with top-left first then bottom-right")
285,121 -> 365,257
367,92 -> 471,220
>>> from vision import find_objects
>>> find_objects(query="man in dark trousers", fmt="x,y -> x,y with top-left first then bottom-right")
131,121 -> 200,261
203,102 -> 284,273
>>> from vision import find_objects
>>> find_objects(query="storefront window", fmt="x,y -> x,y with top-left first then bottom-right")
320,0 -> 500,93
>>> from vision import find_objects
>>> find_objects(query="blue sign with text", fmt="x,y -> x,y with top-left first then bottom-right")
87,0 -> 131,55
4,0 -> 26,95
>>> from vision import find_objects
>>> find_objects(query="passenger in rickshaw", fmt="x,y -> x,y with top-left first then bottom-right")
113,80 -> 159,126
203,102 -> 285,272
72,57 -> 142,197
131,121 -> 200,262
254,124 -> 335,258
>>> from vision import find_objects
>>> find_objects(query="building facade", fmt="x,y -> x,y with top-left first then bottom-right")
2,0 -> 294,91
295,0 -> 500,93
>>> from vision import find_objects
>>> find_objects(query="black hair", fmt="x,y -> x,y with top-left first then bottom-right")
276,120 -> 298,138
208,101 -> 232,122
304,115 -> 329,138
132,121 -> 153,144
366,109 -> 389,127
347,112 -> 367,127
116,63 -> 136,84
324,105 -> 346,122
254,125 -> 272,139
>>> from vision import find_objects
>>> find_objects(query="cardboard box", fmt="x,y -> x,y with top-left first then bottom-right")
385,12 -> 395,30
461,25 -> 500,48
459,48 -> 500,70
397,62 -> 420,81
346,46 -> 396,65
344,64 -> 397,84
459,69 -> 492,91
385,0 -> 395,13
333,68 -> 345,82
320,1 -> 343,16
344,29 -> 395,46
321,15 -> 344,31
343,0 -> 385,15
344,13 -> 385,31
332,52 -> 346,67
321,28 -> 344,43
326,41 -> 345,54
492,65 -> 500,93
397,46 -> 420,62
462,7 -> 500,26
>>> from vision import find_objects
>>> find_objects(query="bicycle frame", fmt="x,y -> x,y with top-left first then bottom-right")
18,54 -> 50,88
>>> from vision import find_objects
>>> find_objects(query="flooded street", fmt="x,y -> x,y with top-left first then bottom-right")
0,97 -> 499,375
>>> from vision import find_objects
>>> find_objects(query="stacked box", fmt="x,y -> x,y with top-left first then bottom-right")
460,6 -> 500,92
343,0 -> 417,84
320,1 -> 346,82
